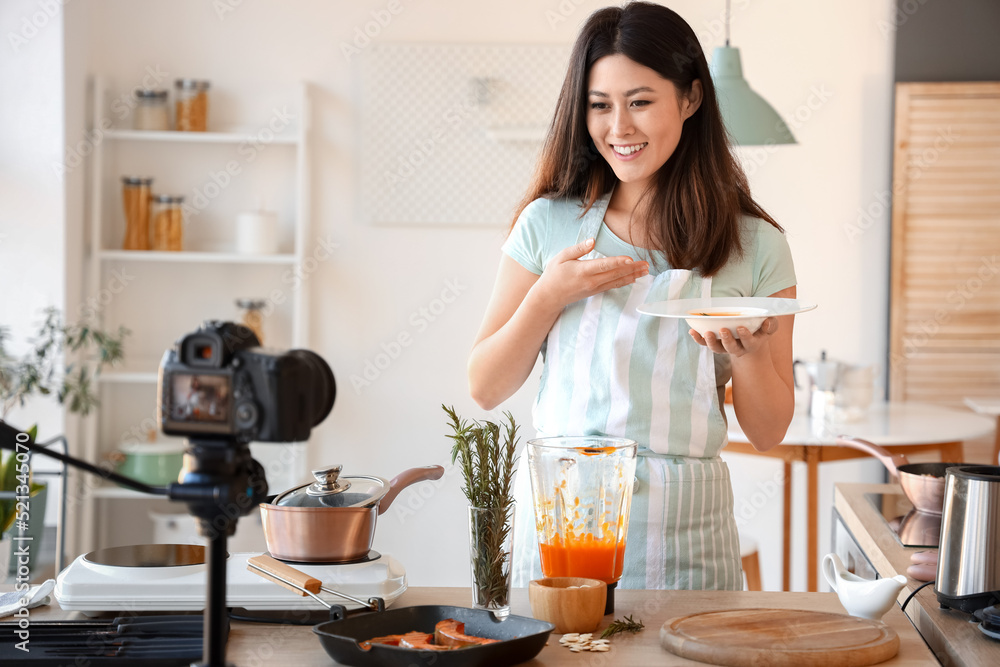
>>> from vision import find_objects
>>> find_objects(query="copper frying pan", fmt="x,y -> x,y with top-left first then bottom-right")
836,436 -> 959,515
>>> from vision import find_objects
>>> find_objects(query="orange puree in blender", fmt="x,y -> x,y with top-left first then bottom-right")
576,446 -> 617,456
538,534 -> 626,583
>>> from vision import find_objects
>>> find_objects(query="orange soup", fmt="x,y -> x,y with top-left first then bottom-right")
688,311 -> 744,317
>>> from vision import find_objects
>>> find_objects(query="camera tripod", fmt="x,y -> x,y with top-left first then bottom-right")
1,421 -> 266,667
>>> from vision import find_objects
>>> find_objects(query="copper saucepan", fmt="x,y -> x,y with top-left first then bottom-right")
836,436 -> 960,515
260,464 -> 444,562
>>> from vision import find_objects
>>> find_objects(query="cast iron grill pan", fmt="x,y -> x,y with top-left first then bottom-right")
313,604 -> 554,667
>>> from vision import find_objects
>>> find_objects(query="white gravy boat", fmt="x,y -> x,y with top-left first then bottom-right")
822,553 -> 907,620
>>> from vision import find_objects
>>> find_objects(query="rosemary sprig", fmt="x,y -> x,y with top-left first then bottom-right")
600,614 -> 645,639
444,405 -> 520,610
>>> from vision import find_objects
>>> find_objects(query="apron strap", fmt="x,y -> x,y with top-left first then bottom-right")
577,194 -> 612,245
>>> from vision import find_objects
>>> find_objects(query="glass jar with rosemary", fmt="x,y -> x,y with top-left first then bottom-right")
444,405 -> 519,619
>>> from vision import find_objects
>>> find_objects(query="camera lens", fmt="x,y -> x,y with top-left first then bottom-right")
289,349 -> 336,427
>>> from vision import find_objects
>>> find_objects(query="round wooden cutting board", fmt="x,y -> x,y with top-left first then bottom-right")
660,608 -> 900,667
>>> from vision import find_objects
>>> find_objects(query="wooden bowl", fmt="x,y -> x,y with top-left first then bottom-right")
528,577 -> 607,634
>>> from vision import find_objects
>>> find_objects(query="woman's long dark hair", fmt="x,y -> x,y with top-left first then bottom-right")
511,1 -> 781,276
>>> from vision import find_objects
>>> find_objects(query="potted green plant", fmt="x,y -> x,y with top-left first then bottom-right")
0,307 -> 128,575
0,307 -> 128,418
444,405 -> 519,619
0,425 -> 42,575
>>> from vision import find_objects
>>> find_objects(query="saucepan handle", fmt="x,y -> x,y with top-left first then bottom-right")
836,436 -> 908,477
377,465 -> 445,515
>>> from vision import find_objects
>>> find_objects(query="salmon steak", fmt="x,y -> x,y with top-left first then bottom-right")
434,619 -> 500,647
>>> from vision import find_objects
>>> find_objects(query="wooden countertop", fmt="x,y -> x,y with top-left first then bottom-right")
14,586 -> 937,665
835,482 -> 1000,667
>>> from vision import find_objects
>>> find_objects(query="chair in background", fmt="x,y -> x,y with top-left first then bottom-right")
739,533 -> 762,591
964,397 -> 1000,464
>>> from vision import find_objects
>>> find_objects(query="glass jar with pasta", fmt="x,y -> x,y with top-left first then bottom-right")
121,177 -> 152,251
174,79 -> 210,132
152,195 -> 185,251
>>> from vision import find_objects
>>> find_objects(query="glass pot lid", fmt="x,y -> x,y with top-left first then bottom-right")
273,464 -> 390,509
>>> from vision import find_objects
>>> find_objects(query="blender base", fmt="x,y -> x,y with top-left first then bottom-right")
605,582 -> 617,615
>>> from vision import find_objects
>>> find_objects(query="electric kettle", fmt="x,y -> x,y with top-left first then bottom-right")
936,465 -> 1000,613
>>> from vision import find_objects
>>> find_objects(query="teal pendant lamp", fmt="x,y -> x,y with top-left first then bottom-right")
710,1 -> 796,146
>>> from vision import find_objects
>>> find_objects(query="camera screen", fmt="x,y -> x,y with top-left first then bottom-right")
170,374 -> 231,424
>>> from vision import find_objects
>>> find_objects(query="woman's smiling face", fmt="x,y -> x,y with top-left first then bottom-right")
586,54 -> 701,191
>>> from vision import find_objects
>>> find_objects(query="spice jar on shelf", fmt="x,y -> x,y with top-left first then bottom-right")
152,195 -> 185,251
133,89 -> 169,131
121,177 -> 152,251
175,79 -> 210,132
235,299 -> 267,344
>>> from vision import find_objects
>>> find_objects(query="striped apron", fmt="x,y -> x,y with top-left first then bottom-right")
511,195 -> 744,590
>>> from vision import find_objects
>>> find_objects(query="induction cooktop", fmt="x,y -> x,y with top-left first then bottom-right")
865,492 -> 940,548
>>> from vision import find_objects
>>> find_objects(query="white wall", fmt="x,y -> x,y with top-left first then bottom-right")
0,0 -> 69,528
0,0 -> 66,430
43,0 -> 896,589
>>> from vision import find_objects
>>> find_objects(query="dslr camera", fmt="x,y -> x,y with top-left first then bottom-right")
158,321 -> 335,443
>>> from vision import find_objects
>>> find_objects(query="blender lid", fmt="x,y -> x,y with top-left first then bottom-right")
273,464 -> 390,509
526,436 -> 637,451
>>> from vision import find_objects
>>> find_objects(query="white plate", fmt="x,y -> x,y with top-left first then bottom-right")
636,297 -> 817,339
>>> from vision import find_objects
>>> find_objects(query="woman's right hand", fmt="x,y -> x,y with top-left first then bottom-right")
532,238 -> 649,310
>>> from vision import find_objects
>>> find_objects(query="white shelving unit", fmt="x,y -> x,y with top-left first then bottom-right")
98,371 -> 159,384
102,129 -> 299,145
97,250 -> 299,265
78,78 -> 313,552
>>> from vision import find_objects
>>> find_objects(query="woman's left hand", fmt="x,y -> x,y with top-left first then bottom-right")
688,317 -> 779,357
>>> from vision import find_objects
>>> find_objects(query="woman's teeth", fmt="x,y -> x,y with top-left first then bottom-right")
612,143 -> 647,156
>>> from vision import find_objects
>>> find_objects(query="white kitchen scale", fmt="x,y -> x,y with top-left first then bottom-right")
54,544 -> 406,614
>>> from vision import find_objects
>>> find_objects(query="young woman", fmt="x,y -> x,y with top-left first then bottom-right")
468,2 -> 797,590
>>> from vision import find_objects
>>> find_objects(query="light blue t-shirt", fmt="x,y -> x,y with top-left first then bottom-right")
502,195 -> 797,398
502,196 -> 797,298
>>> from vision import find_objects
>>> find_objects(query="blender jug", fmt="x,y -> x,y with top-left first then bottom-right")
527,436 -> 637,614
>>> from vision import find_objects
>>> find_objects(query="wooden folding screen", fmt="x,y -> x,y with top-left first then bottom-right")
889,82 -> 1000,407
